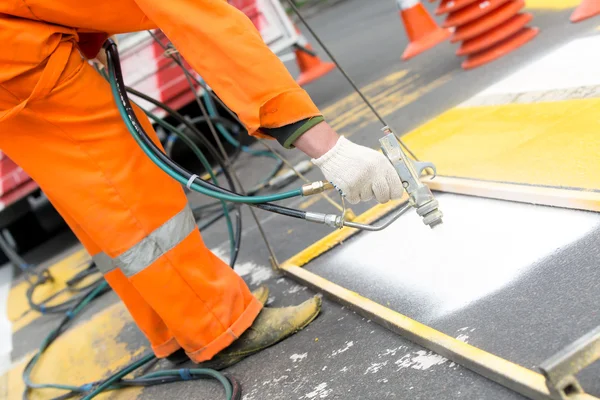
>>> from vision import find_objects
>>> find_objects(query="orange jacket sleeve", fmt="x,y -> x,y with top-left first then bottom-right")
133,0 -> 322,136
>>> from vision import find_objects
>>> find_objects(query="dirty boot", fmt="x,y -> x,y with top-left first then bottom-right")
166,285 -> 272,365
197,295 -> 322,370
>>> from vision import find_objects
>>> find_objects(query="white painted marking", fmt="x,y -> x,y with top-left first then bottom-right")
468,35 -> 600,100
290,352 -> 308,362
325,194 -> 600,320
0,264 -> 13,376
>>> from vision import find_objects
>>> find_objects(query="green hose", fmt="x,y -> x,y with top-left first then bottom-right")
108,68 -> 303,204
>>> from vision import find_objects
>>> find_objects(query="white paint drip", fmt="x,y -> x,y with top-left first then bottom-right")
262,375 -> 289,386
304,382 -> 333,399
395,350 -> 448,371
340,366 -> 349,372
365,361 -> 388,374
287,285 -> 306,294
290,353 -> 308,363
322,366 -> 328,371
329,341 -> 354,358
456,334 -> 469,343
378,346 -> 408,358
212,247 -> 274,285
377,378 -> 389,383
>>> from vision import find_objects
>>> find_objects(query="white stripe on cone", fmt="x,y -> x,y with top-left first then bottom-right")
397,0 -> 420,11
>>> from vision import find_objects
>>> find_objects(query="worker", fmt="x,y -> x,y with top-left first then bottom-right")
0,1 -> 403,367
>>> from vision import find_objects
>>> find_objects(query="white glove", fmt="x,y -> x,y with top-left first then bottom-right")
312,136 -> 403,204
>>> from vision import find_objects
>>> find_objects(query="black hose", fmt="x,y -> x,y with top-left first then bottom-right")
105,41 -> 307,219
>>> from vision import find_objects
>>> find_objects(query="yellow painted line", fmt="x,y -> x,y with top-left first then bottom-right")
321,69 -> 454,138
2,303 -> 145,400
8,248 -> 94,333
403,97 -> 600,191
525,0 -> 580,9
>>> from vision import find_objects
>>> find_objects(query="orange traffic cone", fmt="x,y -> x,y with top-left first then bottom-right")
397,0 -> 451,60
294,28 -> 336,86
571,0 -> 600,23
436,0 -> 479,16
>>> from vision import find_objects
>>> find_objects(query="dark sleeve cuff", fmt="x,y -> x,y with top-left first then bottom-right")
261,116 -> 325,149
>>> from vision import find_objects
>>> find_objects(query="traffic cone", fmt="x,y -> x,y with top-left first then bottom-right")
443,0 -> 512,28
397,0 -> 452,60
294,28 -> 336,86
439,0 -> 538,70
436,0 -> 479,15
451,0 -> 525,42
570,0 -> 600,23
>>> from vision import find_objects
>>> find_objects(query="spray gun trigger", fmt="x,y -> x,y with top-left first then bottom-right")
414,161 -> 436,178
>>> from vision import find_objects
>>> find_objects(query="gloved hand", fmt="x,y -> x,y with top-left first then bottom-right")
312,136 -> 404,204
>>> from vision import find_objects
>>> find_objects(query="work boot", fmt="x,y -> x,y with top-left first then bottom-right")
166,285 -> 272,365
197,295 -> 321,370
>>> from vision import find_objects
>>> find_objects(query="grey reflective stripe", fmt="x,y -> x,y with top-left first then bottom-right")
114,206 -> 196,277
93,252 -> 116,275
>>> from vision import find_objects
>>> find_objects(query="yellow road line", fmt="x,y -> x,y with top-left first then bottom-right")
321,69 -> 454,138
8,249 -> 93,333
2,303 -> 145,400
403,97 -> 600,190
525,0 -> 580,9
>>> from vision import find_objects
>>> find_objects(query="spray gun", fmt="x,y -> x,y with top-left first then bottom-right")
304,127 -> 443,231
379,126 -> 443,229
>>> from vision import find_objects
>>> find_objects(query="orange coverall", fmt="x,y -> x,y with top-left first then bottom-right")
0,1 -> 320,362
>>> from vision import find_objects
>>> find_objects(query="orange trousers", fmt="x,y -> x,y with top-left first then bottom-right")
0,0 -> 319,362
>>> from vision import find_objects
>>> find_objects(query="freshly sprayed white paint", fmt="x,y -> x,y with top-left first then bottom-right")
461,35 -> 600,106
0,264 -> 13,376
321,193 -> 600,320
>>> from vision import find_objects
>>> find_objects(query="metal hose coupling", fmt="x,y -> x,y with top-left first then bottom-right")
379,127 -> 443,229
302,180 -> 335,196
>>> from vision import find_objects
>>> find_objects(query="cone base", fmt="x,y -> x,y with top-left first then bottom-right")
457,13 -> 532,56
451,0 -> 525,42
570,2 -> 600,23
296,62 -> 336,86
402,27 -> 452,60
462,26 -> 538,70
